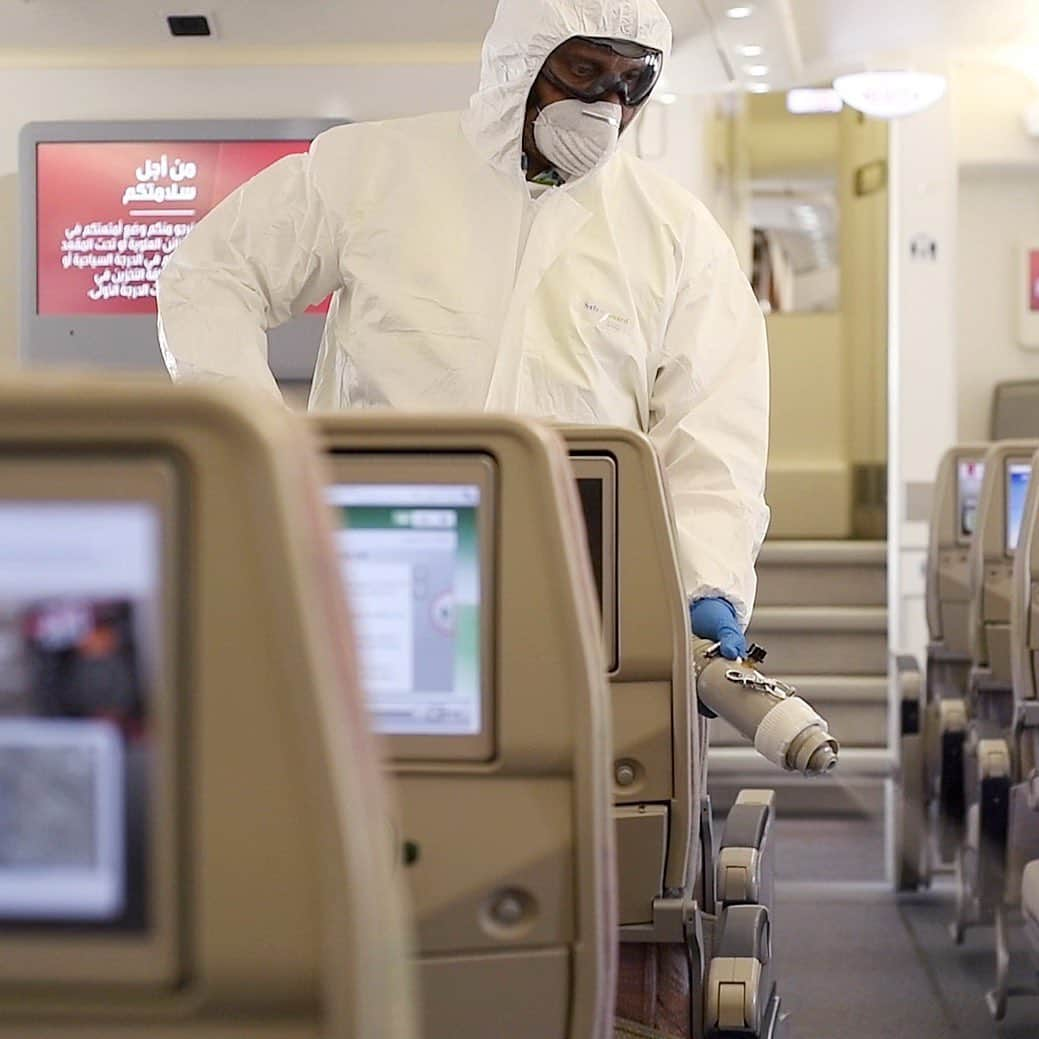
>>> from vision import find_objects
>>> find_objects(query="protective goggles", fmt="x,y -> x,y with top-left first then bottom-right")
539,36 -> 663,108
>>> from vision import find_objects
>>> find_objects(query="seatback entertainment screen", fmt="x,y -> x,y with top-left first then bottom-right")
957,458 -> 985,541
576,478 -> 605,610
1007,460 -> 1032,555
327,483 -> 485,739
569,455 -> 618,673
0,502 -> 160,926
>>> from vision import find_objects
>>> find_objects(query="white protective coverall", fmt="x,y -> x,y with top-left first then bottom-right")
157,0 -> 771,624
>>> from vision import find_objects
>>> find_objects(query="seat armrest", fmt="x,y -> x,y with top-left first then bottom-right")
1016,702 -> 1039,730
705,905 -> 774,1037
1007,783 -> 1039,905
895,652 -> 927,890
721,804 -> 769,850
1022,861 -> 1039,970
717,791 -> 776,908
893,652 -> 923,735
1023,861 -> 1039,926
714,904 -> 771,963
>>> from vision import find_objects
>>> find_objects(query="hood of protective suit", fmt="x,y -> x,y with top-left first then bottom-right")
461,0 -> 673,181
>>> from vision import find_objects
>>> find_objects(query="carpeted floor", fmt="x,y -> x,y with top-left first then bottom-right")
773,813 -> 888,885
769,816 -> 1039,1038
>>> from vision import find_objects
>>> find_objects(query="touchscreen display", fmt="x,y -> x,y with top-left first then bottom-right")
0,503 -> 160,926
957,459 -> 984,540
1007,461 -> 1032,555
327,484 -> 483,737
576,478 -> 605,613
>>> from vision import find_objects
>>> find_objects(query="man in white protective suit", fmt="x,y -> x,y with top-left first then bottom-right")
157,0 -> 771,662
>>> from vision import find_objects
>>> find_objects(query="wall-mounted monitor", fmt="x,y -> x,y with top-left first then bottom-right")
0,458 -> 179,988
1007,459 -> 1032,555
19,119 -> 344,381
569,455 -> 618,673
324,454 -> 496,763
957,458 -> 985,542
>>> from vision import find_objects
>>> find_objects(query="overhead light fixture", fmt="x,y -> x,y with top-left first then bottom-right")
787,88 -> 844,115
832,70 -> 947,119
744,64 -> 770,76
747,82 -> 770,94
726,6 -> 754,19
737,44 -> 763,57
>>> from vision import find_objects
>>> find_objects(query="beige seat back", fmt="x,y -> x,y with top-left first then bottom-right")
991,380 -> 1039,440
314,413 -> 617,1039
926,444 -> 989,654
558,426 -> 698,931
0,378 -> 415,1039
1007,449 -> 1039,907
968,441 -> 1038,681
1023,861 -> 1039,961
1012,447 -> 1039,713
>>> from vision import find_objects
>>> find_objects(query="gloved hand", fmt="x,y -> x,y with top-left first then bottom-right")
689,597 -> 747,661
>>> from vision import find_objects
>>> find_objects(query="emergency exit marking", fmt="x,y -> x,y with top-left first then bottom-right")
909,234 -> 938,261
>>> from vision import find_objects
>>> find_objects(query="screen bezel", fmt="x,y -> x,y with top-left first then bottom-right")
1006,456 -> 1033,557
19,119 -> 344,380
569,454 -> 618,674
955,456 -> 985,545
324,452 -> 497,764
0,455 -> 181,988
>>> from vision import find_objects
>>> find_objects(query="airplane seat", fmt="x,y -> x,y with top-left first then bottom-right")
0,377 -> 416,1039
314,414 -> 617,1039
559,427 -> 835,1039
991,380 -> 1039,440
953,440 -> 1036,951
561,427 -> 778,1039
897,444 -> 988,890
989,445 -> 1039,1018
1024,861 -> 1039,969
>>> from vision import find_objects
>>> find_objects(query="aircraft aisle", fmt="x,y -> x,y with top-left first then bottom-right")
772,817 -> 1038,1038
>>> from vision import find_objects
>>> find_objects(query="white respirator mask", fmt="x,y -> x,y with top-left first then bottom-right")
532,99 -> 623,181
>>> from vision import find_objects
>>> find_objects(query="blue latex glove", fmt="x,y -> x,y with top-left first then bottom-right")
689,597 -> 747,661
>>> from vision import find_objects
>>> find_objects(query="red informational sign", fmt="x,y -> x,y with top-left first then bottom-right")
37,140 -> 331,316
1030,249 -> 1039,313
